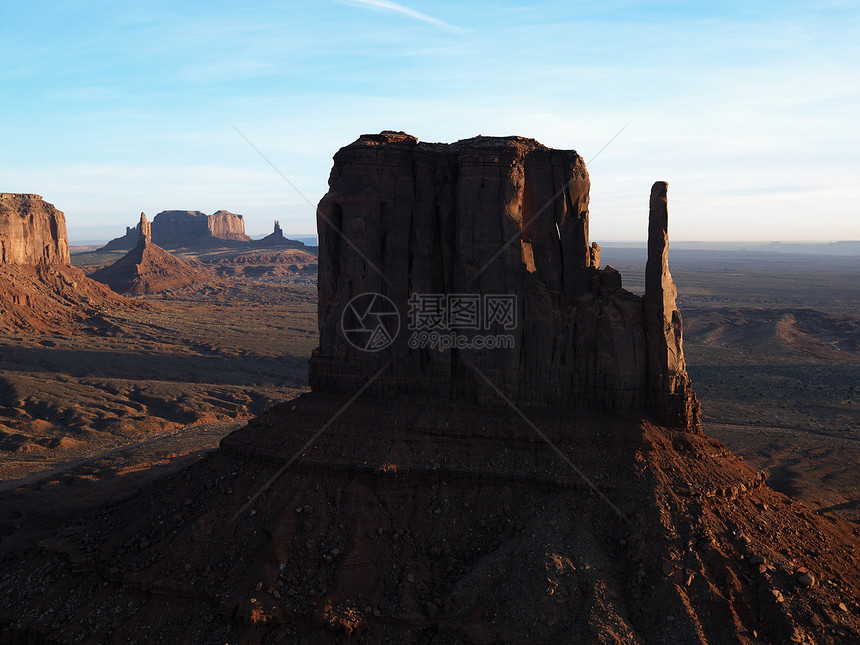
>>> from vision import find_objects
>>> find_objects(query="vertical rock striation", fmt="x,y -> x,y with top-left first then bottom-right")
309,132 -> 699,429
0,193 -> 71,266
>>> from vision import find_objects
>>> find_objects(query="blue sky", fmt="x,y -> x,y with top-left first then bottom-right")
1,1 -> 858,241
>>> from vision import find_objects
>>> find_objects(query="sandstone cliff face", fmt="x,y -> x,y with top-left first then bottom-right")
0,193 -> 71,266
208,210 -> 251,241
309,132 -> 699,428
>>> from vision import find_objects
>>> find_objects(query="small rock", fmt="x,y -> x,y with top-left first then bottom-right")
810,615 -> 822,627
798,573 -> 815,587
838,602 -> 848,612
255,582 -> 262,591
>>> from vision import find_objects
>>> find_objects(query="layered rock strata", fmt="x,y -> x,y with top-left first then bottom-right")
0,193 -> 71,265
309,132 -> 699,428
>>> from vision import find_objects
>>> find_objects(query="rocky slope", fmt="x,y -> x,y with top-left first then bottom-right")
90,214 -> 204,294
0,194 -> 140,333
1,394 -> 858,643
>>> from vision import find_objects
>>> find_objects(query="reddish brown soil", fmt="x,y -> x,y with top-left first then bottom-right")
1,394 -> 858,643
0,264 -> 144,334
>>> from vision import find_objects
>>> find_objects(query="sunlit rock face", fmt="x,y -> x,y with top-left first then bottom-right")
0,193 -> 71,266
310,132 -> 699,429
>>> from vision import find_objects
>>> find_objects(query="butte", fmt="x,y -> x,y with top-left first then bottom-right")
0,193 -> 140,333
1,135 -> 858,643
90,213 -> 202,295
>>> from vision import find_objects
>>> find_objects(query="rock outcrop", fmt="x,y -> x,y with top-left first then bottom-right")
0,194 -> 141,332
90,213 -> 203,294
98,209 -> 251,252
0,193 -> 70,266
310,132 -> 699,428
2,138 -> 859,644
254,220 -> 308,249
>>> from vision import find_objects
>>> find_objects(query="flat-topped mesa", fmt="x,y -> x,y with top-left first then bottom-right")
208,210 -> 250,241
309,133 -> 700,429
0,193 -> 71,266
98,209 -> 251,251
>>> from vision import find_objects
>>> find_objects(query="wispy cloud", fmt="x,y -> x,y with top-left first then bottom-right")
339,0 -> 468,34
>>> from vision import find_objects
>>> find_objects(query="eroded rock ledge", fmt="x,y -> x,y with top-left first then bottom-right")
309,132 -> 700,429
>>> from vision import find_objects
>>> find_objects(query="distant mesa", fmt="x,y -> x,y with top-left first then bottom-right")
310,133 -> 700,429
90,213 -> 202,295
98,209 -> 251,252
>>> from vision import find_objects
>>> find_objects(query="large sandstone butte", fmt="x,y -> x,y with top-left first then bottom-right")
0,193 -> 135,332
2,139 -> 859,644
98,209 -> 251,252
311,132 -> 699,428
0,193 -> 70,265
90,213 -> 203,294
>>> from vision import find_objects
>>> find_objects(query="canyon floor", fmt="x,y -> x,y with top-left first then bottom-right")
1,246 -> 858,543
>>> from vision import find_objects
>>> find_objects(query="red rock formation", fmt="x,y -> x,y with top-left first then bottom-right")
98,209 -> 251,252
2,139 -> 859,644
90,213 -> 203,294
0,193 -> 70,266
0,194 -> 142,332
254,219 -> 309,248
208,210 -> 251,241
309,132 -> 699,428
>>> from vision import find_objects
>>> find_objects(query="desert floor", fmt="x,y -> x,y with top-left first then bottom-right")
1,245 -> 857,554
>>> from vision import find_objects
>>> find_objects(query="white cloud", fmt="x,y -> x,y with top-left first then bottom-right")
339,0 -> 468,34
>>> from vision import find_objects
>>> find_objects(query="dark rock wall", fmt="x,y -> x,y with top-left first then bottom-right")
0,193 -> 71,266
309,133 -> 700,429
